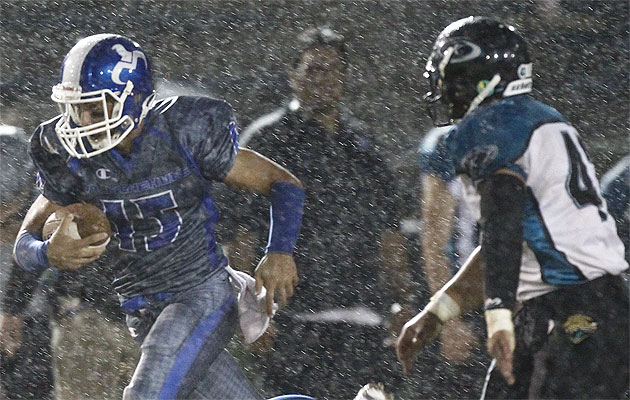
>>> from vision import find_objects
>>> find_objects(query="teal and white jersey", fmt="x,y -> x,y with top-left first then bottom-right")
446,95 -> 628,301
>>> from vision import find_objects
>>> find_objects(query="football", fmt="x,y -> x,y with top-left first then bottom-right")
42,203 -> 111,245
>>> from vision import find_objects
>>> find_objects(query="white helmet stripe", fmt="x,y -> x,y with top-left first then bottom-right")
60,34 -> 118,86
438,46 -> 455,78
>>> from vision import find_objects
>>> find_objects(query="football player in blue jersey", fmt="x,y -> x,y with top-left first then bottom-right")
397,17 -> 629,399
12,34 -> 304,400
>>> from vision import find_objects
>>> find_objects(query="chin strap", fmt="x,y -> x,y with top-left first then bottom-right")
466,73 -> 501,116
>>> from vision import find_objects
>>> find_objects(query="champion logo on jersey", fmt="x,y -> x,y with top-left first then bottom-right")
96,168 -> 112,180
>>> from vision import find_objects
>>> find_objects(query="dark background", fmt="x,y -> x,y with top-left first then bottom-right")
1,0 -> 628,205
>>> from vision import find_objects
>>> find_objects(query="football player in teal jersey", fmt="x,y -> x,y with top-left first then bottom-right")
397,17 -> 628,399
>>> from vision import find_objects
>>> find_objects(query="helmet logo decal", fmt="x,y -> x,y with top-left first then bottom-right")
111,44 -> 147,85
460,145 -> 499,178
504,63 -> 533,97
449,41 -> 482,64
518,63 -> 533,78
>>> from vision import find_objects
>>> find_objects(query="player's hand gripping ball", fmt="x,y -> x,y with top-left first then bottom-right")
42,203 -> 111,245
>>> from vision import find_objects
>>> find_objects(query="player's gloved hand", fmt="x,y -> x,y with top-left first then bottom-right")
486,308 -> 516,385
47,214 -> 109,271
254,252 -> 299,316
396,310 -> 442,374
0,313 -> 24,358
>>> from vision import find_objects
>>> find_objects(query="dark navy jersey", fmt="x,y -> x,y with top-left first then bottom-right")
29,96 -> 239,300
446,95 -> 627,300
240,105 -> 401,314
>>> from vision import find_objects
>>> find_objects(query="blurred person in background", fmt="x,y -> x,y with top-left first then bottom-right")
226,26 -> 414,399
0,94 -> 56,400
416,124 -> 491,397
397,16 -> 628,399
418,125 -> 479,362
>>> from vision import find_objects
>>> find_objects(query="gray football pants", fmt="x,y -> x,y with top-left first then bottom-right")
122,271 -> 262,400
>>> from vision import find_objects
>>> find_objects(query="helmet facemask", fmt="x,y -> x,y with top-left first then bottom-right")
52,81 -> 153,158
423,71 -> 452,127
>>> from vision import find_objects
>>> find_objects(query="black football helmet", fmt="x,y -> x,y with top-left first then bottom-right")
424,16 -> 532,126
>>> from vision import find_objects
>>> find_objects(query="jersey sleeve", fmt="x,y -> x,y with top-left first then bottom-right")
28,120 -> 82,206
447,98 -> 564,182
176,98 -> 239,182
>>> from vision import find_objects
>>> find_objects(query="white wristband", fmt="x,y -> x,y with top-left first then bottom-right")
424,292 -> 461,323
484,308 -> 515,350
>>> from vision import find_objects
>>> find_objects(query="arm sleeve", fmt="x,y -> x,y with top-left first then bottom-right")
478,173 -> 525,311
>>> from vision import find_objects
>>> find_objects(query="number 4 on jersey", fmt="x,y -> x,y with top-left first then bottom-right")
561,131 -> 606,220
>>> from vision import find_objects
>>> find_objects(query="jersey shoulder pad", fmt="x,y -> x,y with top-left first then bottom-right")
150,96 -> 236,146
29,116 -> 80,205
448,95 -> 564,180
150,96 -> 238,181
30,116 -> 66,157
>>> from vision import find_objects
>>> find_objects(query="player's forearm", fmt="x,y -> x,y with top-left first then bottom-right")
224,149 -> 302,195
440,246 -> 484,313
13,195 -> 60,274
419,246 -> 483,323
223,149 -> 304,256
478,172 -> 525,311
16,195 -> 60,236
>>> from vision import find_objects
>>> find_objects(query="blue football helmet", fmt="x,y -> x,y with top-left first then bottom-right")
424,17 -> 532,126
51,34 -> 155,158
